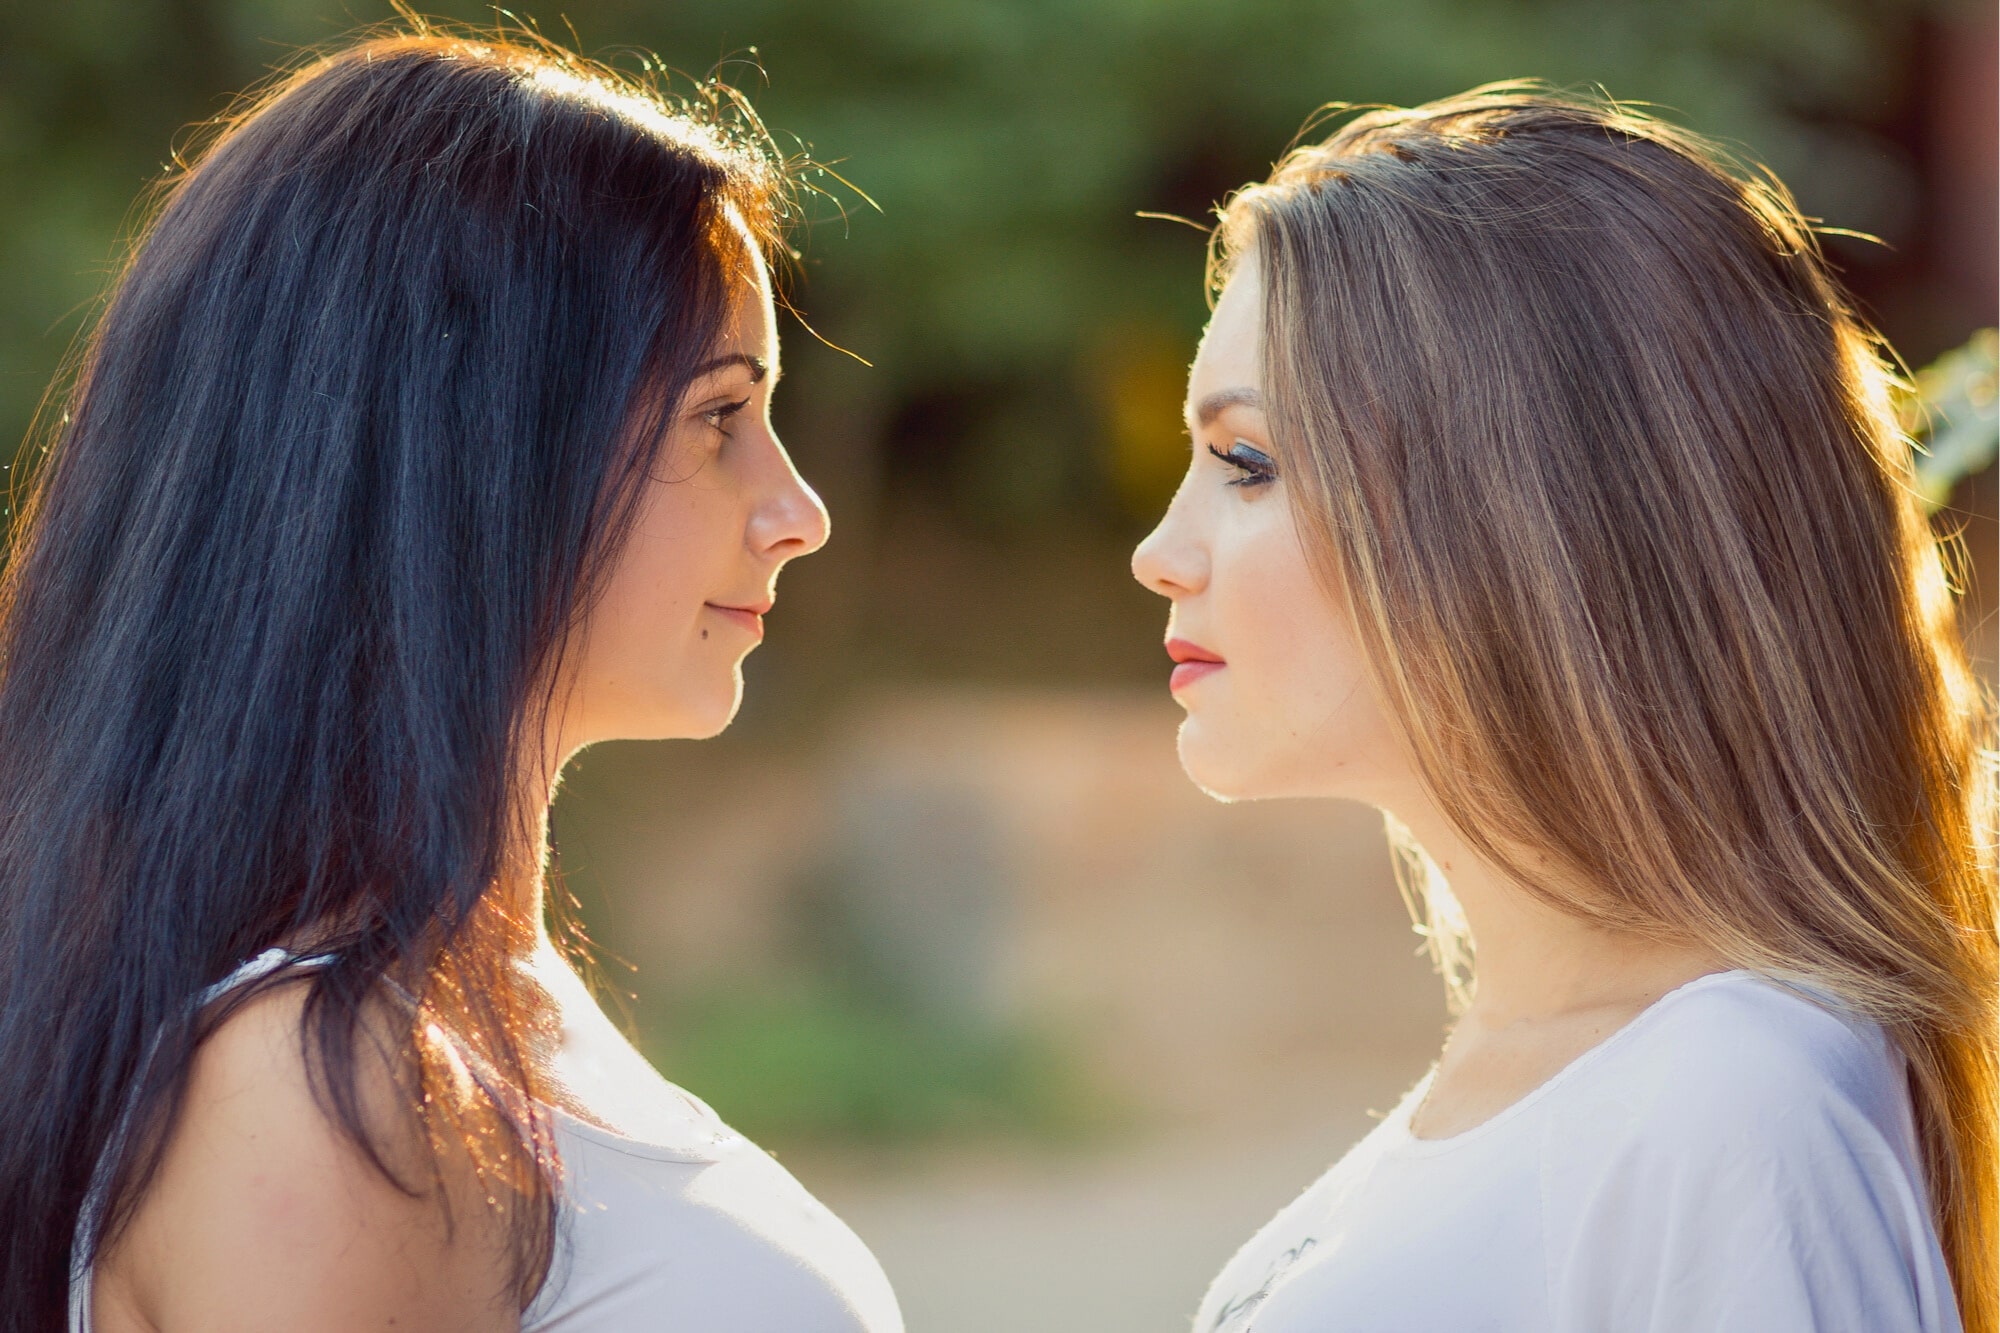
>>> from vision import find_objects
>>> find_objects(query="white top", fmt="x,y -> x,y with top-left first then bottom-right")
72,949 -> 904,1333
1195,970 -> 1960,1333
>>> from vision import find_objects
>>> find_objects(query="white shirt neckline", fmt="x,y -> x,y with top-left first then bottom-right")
1386,967 -> 1762,1155
1193,965 -> 1954,1333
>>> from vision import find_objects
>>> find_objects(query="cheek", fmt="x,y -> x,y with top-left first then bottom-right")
607,487 -> 714,644
578,474 -> 745,734
1225,523 -> 1351,717
1199,513 -> 1394,795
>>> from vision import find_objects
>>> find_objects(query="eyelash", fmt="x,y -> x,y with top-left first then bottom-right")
1207,440 -> 1277,488
703,398 -> 751,433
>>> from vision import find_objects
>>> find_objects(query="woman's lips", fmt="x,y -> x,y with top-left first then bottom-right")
1165,637 -> 1225,692
706,601 -> 769,640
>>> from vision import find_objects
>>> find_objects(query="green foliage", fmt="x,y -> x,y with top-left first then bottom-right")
0,0 -> 1966,527
1907,329 -> 1999,510
646,980 -> 1116,1145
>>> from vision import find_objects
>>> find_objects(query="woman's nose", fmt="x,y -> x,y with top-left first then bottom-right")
1131,485 -> 1206,599
750,434 -> 831,561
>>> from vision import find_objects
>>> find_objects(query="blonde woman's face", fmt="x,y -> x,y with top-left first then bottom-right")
1131,261 -> 1408,803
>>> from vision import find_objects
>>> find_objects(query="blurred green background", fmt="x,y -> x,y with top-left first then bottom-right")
9,1 -> 1995,562
6,3 -> 1994,1328
5,1 -> 1994,654
7,1 -> 1996,697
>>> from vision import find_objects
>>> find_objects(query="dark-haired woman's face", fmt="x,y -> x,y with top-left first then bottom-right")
564,228 -> 828,750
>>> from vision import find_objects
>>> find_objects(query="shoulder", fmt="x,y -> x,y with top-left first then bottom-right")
1537,974 -> 1956,1331
1580,971 -> 1910,1148
93,975 -> 523,1333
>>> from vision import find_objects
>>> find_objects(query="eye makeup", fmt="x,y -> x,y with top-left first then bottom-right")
1207,439 -> 1278,488
702,397 -> 751,432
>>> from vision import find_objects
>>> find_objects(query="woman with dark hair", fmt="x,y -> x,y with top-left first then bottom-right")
1134,87 -> 1994,1332
0,30 -> 901,1333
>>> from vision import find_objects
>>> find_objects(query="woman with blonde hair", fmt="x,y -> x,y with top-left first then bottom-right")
1134,86 -> 1995,1332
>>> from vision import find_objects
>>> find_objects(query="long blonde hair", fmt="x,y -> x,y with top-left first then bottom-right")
1217,85 -> 1997,1329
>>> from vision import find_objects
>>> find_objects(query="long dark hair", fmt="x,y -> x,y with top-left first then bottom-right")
0,29 -> 791,1325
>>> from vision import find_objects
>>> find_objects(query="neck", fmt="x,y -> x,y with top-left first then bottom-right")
1383,790 -> 1723,1027
503,714 -> 575,958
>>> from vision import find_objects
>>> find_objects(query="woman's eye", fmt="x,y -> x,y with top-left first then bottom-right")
1207,440 -> 1277,488
701,398 -> 751,433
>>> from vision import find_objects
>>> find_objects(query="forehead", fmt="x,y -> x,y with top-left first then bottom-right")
1187,263 -> 1263,404
714,231 -> 777,364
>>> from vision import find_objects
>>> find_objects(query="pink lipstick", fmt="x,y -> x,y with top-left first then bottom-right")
706,599 -> 771,641
1165,637 -> 1225,692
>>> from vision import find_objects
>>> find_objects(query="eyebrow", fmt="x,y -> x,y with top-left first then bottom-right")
1191,386 -> 1264,427
692,353 -> 771,383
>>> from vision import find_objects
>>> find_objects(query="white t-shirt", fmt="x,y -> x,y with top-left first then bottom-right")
519,1088 -> 903,1332
521,954 -> 904,1332
1194,970 -> 1959,1333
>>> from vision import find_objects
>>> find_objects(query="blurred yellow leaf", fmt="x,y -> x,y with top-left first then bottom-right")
1093,325 -> 1190,521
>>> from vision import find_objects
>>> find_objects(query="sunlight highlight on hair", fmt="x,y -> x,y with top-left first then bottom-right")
519,63 -> 734,161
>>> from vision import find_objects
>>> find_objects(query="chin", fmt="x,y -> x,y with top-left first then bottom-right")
1177,710 -> 1352,803
676,682 -> 743,740
698,664 -> 753,736
627,668 -> 743,742
1174,715 -> 1263,804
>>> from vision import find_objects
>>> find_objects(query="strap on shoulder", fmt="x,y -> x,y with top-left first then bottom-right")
198,947 -> 337,1008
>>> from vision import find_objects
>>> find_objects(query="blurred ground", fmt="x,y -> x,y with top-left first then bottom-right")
801,1103 -> 1404,1333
